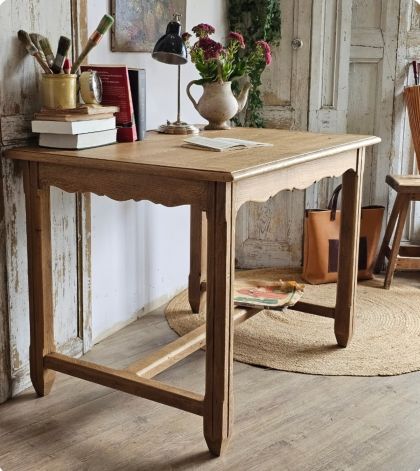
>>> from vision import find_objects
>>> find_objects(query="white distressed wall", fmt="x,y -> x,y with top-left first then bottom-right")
1,0 -> 85,398
88,0 -> 227,341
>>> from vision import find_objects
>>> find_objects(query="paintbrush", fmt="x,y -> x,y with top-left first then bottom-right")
413,60 -> 419,85
51,36 -> 71,73
17,29 -> 52,74
63,57 -> 71,74
29,33 -> 46,63
71,14 -> 114,74
39,36 -> 55,67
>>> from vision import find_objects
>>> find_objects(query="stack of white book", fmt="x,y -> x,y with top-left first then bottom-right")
32,106 -> 118,150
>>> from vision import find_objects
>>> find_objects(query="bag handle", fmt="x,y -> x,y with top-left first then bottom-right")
327,184 -> 342,221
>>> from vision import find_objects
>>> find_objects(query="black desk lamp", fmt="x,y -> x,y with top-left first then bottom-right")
152,13 -> 199,134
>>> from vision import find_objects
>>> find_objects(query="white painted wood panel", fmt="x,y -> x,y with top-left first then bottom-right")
306,0 -> 352,209
350,0 -> 399,212
308,0 -> 399,229
241,0 -> 401,271
236,0 -> 312,269
348,62 -> 379,206
0,0 -> 84,398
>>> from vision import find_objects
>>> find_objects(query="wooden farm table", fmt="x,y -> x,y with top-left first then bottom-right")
5,128 -> 380,456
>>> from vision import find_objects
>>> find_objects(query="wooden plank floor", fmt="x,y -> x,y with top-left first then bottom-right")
1,306 -> 420,471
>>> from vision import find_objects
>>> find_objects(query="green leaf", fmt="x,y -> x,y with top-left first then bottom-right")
228,0 -> 281,127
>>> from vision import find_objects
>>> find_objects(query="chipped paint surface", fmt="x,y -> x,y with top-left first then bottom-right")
238,0 -> 405,269
236,0 -> 311,269
0,159 -> 11,402
0,0 -> 86,399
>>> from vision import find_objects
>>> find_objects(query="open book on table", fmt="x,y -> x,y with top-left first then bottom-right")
183,136 -> 273,152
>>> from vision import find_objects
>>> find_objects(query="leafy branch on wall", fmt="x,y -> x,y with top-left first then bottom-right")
229,0 -> 281,127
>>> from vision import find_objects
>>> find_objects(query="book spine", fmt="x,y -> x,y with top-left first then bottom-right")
128,69 -> 146,141
117,127 -> 137,143
138,69 -> 146,141
125,66 -> 137,141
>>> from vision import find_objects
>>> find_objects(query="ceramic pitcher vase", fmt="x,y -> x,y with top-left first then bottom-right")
186,80 -> 251,130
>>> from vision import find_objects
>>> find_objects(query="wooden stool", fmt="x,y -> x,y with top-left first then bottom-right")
374,175 -> 420,288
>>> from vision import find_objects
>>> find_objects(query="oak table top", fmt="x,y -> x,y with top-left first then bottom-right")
5,128 -> 380,182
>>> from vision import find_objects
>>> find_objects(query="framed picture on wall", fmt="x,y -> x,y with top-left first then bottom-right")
110,0 -> 187,52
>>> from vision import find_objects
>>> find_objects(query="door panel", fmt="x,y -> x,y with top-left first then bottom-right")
236,0 -> 312,269
306,0 -> 352,209
0,0 -> 88,397
348,0 -> 399,210
307,0 -> 399,221
238,0 -> 401,270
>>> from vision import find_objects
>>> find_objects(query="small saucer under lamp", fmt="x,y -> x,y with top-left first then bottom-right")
152,14 -> 199,135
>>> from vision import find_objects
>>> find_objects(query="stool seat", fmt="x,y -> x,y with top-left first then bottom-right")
386,175 -> 420,193
375,174 -> 420,288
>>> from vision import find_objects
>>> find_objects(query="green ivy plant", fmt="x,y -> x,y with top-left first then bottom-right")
229,0 -> 281,127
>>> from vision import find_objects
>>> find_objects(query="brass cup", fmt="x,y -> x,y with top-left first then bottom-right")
41,74 -> 78,110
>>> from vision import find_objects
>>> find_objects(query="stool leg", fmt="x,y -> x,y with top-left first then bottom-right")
374,194 -> 402,274
384,195 -> 410,289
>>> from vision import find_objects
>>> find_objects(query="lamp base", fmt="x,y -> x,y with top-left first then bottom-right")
158,120 -> 200,135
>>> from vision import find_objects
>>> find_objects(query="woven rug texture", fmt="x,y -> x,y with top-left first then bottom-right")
165,269 -> 420,376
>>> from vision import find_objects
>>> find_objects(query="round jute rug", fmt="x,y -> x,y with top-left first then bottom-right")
165,269 -> 420,376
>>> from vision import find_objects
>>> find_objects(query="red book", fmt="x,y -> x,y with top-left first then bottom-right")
80,64 -> 137,142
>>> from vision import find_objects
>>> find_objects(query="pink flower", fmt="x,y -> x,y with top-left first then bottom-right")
228,31 -> 245,48
192,23 -> 216,38
256,40 -> 272,65
182,32 -> 192,42
198,37 -> 224,60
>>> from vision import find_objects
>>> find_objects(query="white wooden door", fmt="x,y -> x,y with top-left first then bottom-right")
307,0 -> 400,211
236,0 -> 312,269
305,0 -> 352,208
0,0 -> 90,399
237,0 -> 402,271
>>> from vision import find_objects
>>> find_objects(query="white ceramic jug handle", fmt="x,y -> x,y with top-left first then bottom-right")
186,80 -> 200,110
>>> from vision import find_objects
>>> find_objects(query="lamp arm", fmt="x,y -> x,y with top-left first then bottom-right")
177,65 -> 181,124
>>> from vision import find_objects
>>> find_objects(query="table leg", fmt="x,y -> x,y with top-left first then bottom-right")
203,182 -> 234,456
188,205 -> 207,313
335,149 -> 365,347
23,162 -> 56,396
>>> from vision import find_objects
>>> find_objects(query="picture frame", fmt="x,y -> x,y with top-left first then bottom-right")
110,0 -> 187,52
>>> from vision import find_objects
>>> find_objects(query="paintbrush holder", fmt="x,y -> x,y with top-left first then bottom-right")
41,74 -> 78,109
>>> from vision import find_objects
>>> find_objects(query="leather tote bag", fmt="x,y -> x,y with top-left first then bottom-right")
302,185 -> 384,284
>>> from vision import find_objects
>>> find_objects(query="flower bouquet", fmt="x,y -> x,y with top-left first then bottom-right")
184,23 -> 272,130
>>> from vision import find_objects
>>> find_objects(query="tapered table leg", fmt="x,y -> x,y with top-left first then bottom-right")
335,149 -> 365,347
203,182 -> 234,456
23,162 -> 56,396
188,205 -> 207,313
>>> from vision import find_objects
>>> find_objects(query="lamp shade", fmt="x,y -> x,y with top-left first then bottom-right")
152,17 -> 187,65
